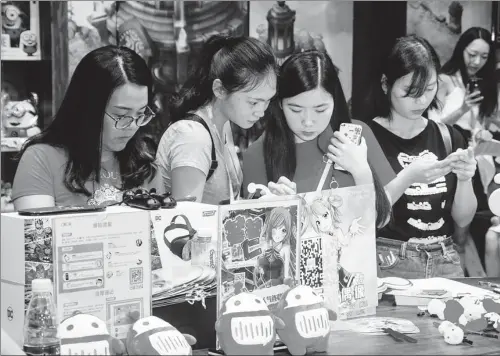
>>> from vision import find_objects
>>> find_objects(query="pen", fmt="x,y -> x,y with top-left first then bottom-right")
478,281 -> 500,288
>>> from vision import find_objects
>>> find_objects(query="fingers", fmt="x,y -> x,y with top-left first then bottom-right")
359,137 -> 367,148
328,145 -> 342,157
467,90 -> 482,99
326,153 -> 338,164
276,176 -> 297,194
268,181 -> 295,196
466,95 -> 484,105
330,137 -> 345,149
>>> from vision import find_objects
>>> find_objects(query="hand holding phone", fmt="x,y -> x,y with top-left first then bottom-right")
333,123 -> 363,171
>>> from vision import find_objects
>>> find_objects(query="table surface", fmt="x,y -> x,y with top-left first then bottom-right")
194,277 -> 500,355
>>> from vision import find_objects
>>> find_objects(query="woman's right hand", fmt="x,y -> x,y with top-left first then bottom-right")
461,89 -> 484,112
265,176 -> 297,196
404,157 -> 452,184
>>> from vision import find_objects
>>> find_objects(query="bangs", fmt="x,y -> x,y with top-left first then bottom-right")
404,65 -> 433,98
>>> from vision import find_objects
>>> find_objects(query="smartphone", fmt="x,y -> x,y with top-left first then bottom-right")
335,123 -> 363,171
468,79 -> 482,94
18,205 -> 106,216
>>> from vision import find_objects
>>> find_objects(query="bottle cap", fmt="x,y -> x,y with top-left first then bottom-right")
31,279 -> 53,293
197,228 -> 212,240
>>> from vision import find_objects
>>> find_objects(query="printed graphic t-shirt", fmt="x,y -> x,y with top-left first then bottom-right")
12,144 -> 158,207
370,119 -> 467,242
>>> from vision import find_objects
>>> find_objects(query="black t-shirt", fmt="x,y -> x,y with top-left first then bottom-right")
370,119 -> 467,242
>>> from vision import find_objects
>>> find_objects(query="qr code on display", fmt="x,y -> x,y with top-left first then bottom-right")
300,238 -> 323,289
130,267 -> 143,284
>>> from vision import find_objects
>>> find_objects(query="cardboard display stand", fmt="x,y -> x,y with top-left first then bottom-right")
1,206 -> 152,346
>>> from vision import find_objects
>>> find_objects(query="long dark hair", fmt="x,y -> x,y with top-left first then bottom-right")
370,35 -> 441,120
19,45 -> 157,196
441,27 -> 497,118
265,50 -> 391,227
169,34 -> 277,120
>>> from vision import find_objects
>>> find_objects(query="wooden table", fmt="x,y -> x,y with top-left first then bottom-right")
190,278 -> 500,355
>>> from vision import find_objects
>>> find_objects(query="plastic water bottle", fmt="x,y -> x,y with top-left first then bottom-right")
23,279 -> 60,356
191,228 -> 213,268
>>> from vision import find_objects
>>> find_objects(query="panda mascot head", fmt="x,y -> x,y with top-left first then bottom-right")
215,282 -> 285,356
273,279 -> 337,356
126,315 -> 196,355
57,312 -> 125,355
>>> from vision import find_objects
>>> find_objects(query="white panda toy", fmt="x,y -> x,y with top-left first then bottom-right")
273,282 -> 337,355
126,316 -> 196,355
57,312 -> 125,355
215,282 -> 285,356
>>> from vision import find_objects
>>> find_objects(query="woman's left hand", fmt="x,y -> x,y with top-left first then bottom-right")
475,129 -> 493,142
447,147 -> 477,181
326,132 -> 369,176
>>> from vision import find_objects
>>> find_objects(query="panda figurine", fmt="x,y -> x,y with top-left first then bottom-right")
57,312 -> 125,355
273,283 -> 337,356
126,316 -> 196,355
215,282 -> 285,355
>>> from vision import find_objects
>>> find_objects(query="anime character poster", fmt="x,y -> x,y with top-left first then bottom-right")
216,197 -> 301,314
299,184 -> 377,320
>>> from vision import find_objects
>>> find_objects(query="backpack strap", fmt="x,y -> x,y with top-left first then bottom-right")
181,114 -> 218,181
435,121 -> 453,156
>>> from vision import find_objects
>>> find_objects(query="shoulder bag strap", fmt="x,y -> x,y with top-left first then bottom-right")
435,121 -> 453,156
181,114 -> 219,181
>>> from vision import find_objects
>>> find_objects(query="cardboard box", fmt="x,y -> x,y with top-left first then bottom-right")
1,206 -> 151,346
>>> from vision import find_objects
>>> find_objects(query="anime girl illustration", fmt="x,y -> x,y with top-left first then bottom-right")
253,207 -> 294,289
308,194 -> 364,294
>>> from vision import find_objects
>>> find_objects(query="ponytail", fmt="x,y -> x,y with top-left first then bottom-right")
169,34 -> 277,122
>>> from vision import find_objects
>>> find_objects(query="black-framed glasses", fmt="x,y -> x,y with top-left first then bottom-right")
105,106 -> 156,129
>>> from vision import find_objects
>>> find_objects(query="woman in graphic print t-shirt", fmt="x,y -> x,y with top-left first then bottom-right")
12,46 -> 161,209
367,35 -> 478,279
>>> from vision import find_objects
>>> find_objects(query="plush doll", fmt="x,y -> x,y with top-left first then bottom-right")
20,30 -> 37,56
215,282 -> 284,356
2,93 -> 40,137
1,3 -> 26,47
126,315 -> 196,355
485,188 -> 500,276
57,312 -> 126,355
273,280 -> 337,355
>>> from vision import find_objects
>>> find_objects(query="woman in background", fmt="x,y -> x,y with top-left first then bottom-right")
430,27 -> 497,141
242,50 -> 392,228
429,27 -> 497,210
368,35 -> 477,279
156,35 -> 277,204
12,46 -> 160,209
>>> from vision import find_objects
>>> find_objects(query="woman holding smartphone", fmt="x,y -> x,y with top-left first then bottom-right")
429,27 -> 497,142
242,50 -> 392,228
428,27 -> 497,211
368,35 -> 477,279
156,35 -> 277,204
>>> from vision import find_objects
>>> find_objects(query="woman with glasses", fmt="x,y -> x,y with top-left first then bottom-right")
156,35 -> 277,204
12,45 -> 160,209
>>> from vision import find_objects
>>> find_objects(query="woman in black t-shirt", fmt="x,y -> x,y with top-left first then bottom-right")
367,35 -> 478,279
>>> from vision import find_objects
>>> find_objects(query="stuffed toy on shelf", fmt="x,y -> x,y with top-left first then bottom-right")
273,280 -> 337,355
2,92 -> 41,138
215,282 -> 285,355
126,315 -> 196,355
57,312 -> 126,355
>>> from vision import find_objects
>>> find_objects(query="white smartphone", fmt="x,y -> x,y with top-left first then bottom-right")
334,123 -> 363,171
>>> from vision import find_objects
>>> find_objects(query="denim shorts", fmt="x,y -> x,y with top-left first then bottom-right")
376,237 -> 464,279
